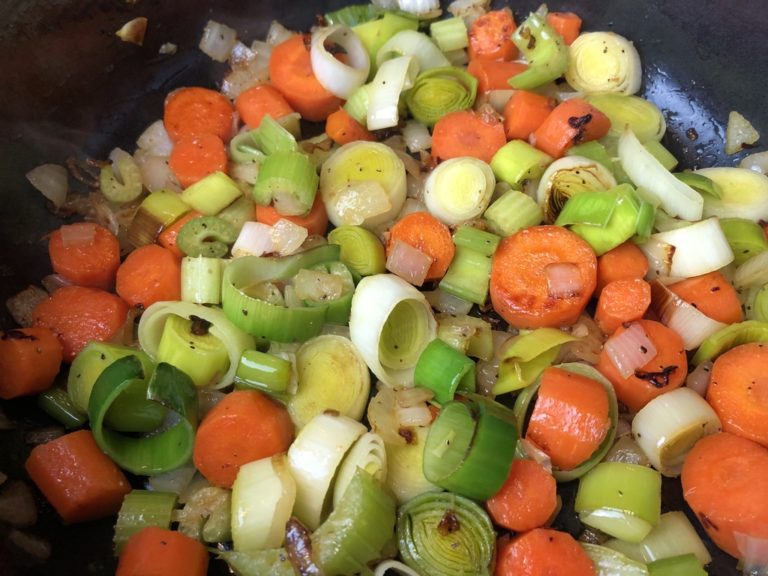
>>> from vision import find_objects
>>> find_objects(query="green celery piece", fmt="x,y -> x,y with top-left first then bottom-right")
452,225 -> 500,257
509,9 -> 568,89
491,140 -> 553,187
325,3 -> 380,26
176,215 -> 237,258
37,387 -> 87,429
439,246 -> 492,305
114,490 -> 178,554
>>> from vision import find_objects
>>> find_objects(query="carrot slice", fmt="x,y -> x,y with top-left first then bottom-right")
503,90 -> 556,141
0,327 -> 63,400
682,432 -> 768,563
116,244 -> 182,309
157,211 -> 203,258
532,98 -> 611,158
269,34 -> 343,122
25,429 -> 131,523
495,528 -> 596,576
546,12 -> 583,45
526,367 -> 611,471
668,271 -> 743,325
387,211 -> 455,281
325,107 -> 375,146
48,222 -> 121,290
235,84 -> 295,129
193,390 -> 294,488
33,285 -> 129,362
431,109 -> 507,164
116,526 -> 209,576
595,241 -> 649,295
168,133 -> 228,188
707,342 -> 768,448
467,60 -> 528,94
486,459 -> 558,532
163,86 -> 235,143
490,225 -> 597,329
596,319 -> 687,413
255,195 -> 328,237
468,9 -> 519,62
595,278 -> 652,335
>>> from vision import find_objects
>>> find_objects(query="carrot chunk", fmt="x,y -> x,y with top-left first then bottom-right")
48,222 -> 121,290
116,526 -> 209,576
0,327 -> 63,399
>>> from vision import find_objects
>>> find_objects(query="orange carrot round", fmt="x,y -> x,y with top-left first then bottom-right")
193,390 -> 294,488
495,528 -> 596,576
269,34 -> 343,122
532,98 -> 611,158
387,211 -> 455,281
595,278 -> 652,335
164,86 -> 235,143
116,526 -> 209,576
668,271 -> 743,325
25,430 -> 131,524
0,327 -> 63,400
255,195 -> 328,236
431,109 -> 507,164
682,432 -> 768,564
48,222 -> 121,290
486,458 -> 558,532
116,244 -> 182,309
546,12 -> 583,45
158,211 -> 203,258
503,90 -> 556,141
595,241 -> 649,295
490,225 -> 597,329
33,285 -> 129,362
597,319 -> 687,413
235,84 -> 295,129
325,107 -> 375,146
168,133 -> 228,188
468,9 -> 519,62
467,60 -> 528,94
707,342 -> 768,448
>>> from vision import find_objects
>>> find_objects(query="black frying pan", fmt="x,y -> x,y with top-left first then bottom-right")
0,1 -> 765,574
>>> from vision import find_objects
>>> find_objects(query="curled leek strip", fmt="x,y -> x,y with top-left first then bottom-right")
566,31 -> 642,95
424,157 -> 495,226
585,94 -> 666,143
368,55 -> 419,130
695,166 -> 768,222
138,300 -> 255,389
310,25 -> 370,99
349,273 -> 437,387
376,30 -> 450,72
508,7 -> 568,90
333,432 -> 388,506
100,148 -> 143,203
397,491 -> 495,576
405,66 -> 477,127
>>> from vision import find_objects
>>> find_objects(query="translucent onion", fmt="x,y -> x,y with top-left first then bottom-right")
695,167 -> 768,222
685,361 -> 713,397
650,280 -> 727,350
725,110 -> 760,155
376,30 -> 451,72
402,120 -> 433,153
423,156 -> 495,225
26,163 -> 68,208
367,55 -> 419,130
270,218 -> 308,256
604,321 -> 658,379
741,150 -> 768,175
386,239 -> 433,286
310,25 -> 370,99
566,31 -> 642,95
581,543 -> 650,576
424,287 -> 474,315
231,221 -> 273,257
199,20 -> 238,62
397,0 -> 441,17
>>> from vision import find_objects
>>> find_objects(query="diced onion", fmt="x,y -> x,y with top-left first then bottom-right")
199,20 -> 238,62
725,110 -> 760,155
310,25 -> 370,99
232,221 -> 274,257
134,151 -> 178,193
685,361 -> 713,397
604,321 -> 658,379
26,163 -> 68,208
424,287 -> 474,315
0,481 -> 37,527
270,219 -> 308,257
60,223 -> 96,247
650,280 -> 727,350
741,151 -> 768,175
115,17 -> 147,46
402,120 -> 433,153
386,239 -> 433,287
266,21 -> 295,46
397,0 -> 441,17
367,56 -> 420,130
545,262 -> 583,299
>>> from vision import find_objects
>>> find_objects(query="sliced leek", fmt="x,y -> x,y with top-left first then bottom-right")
508,7 -> 568,90
491,139 -> 553,188
156,314 -> 230,387
100,148 -> 143,203
585,94 -> 666,143
405,66 -> 477,127
180,171 -> 242,215
719,218 -> 768,266
327,225 -> 387,277
376,30 -> 451,72
367,55 -> 419,130
691,320 -> 768,365
423,156 -> 495,225
734,249 -> 768,290
566,31 -> 642,95
695,166 -> 768,222
332,432 -> 388,506
483,189 -> 543,236
581,543 -> 650,576
310,25 -> 370,99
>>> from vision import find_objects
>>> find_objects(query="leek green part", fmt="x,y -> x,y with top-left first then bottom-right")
343,84 -> 371,124
451,225 -> 500,257
114,490 -> 178,554
648,554 -> 706,576
438,246 -> 491,305
691,320 -> 768,364
413,338 -> 475,403
491,140 -> 553,187
176,215 -> 236,258
673,172 -> 723,199
405,66 -> 477,127
567,141 -> 615,172
180,171 -> 242,215
720,217 -> 768,266
328,224 -> 387,277
37,387 -> 87,429
252,150 -> 318,215
484,189 -> 543,236
253,115 -> 298,155
585,94 -> 666,143
181,256 -> 223,305
644,140 -> 678,171
354,12 -> 419,70
325,3 -> 379,26
229,130 -> 265,164
235,349 -> 292,395
156,314 -> 230,387
508,8 -> 568,90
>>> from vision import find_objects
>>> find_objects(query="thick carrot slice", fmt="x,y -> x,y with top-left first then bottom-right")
116,526 -> 209,576
193,390 -> 294,488
431,109 -> 507,164
595,278 -> 652,335
526,367 -> 610,471
25,429 -> 131,523
467,60 -> 528,94
503,90 -> 556,141
158,211 -> 203,258
596,319 -> 687,413
668,271 -> 743,325
168,133 -> 228,188
255,195 -> 328,236
33,285 -> 129,362
486,459 -> 558,532
468,9 -> 518,62
387,211 -> 455,281
707,342 -> 768,448
595,241 -> 649,295
163,86 -> 235,143
495,528 -> 596,576
235,84 -> 295,129
116,244 -> 182,310
269,34 -> 343,122
0,327 -> 63,400
325,107 -> 375,146
546,12 -> 583,45
682,432 -> 768,563
531,98 -> 611,158
48,222 -> 121,290
490,225 -> 597,329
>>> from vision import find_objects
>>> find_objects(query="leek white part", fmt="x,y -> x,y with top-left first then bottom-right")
725,110 -> 760,155
536,156 -> 617,223
26,164 -> 68,208
137,120 -> 174,156
424,287 -> 474,316
349,274 -> 437,387
650,280 -> 727,350
367,55 -> 420,130
287,412 -> 366,530
377,30 -> 451,72
423,156 -> 495,225
733,249 -> 768,290
397,0 -> 441,17
384,426 -> 440,504
270,219 -> 307,256
566,32 -> 642,95
231,454 -> 296,552
231,221 -> 274,257
310,25 -> 370,99
402,120 -> 433,153
641,218 -> 734,279
619,128 -> 703,221
332,432 -> 388,506
199,20 -> 238,62
181,256 -> 223,305
695,167 -> 768,222
373,560 -> 423,576
632,388 -> 721,477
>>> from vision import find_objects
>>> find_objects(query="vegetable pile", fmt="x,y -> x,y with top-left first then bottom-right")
4,1 -> 768,575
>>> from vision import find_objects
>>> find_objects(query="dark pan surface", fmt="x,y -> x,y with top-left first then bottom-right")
0,1 -> 765,574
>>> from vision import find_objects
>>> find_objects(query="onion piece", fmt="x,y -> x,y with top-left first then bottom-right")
486,89 -> 515,113
231,221 -> 274,258
725,110 -> 760,155
270,219 -> 308,257
397,0 -> 441,17
115,17 -> 147,46
424,287 -> 474,315
695,167 -> 768,222
735,532 -> 768,572
545,262 -> 583,299
397,404 -> 433,427
311,25 -> 370,99
60,222 -> 96,247
386,239 -> 432,287
266,21 -> 295,46
199,20 -> 238,62
741,150 -> 768,175
402,120 -> 433,153
26,163 -> 68,208
137,120 -> 174,156
650,280 -> 727,350
685,361 -> 713,397
733,249 -> 768,290
146,463 -> 198,495
518,438 -> 553,473
604,321 -> 658,379
41,273 -> 73,294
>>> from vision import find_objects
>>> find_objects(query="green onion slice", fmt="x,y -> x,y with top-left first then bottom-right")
405,66 -> 477,127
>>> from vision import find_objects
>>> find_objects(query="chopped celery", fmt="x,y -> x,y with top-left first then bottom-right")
253,150 -> 318,216
181,256 -> 223,305
114,490 -> 178,554
176,215 -> 237,258
484,189 -> 543,236
253,115 -> 298,155
429,17 -> 468,52
439,246 -> 492,305
180,171 -> 243,215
